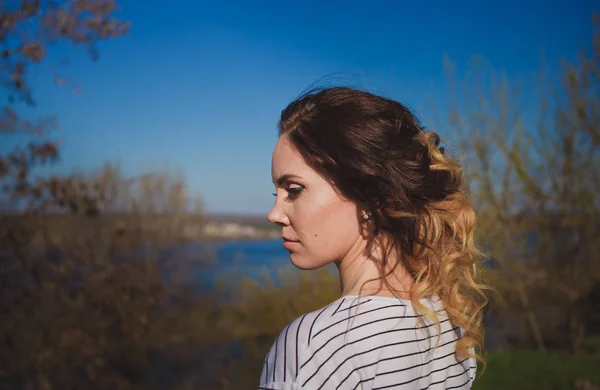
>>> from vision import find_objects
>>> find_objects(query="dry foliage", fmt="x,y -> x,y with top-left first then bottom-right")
0,163 -> 217,390
442,15 -> 600,353
0,0 -> 129,213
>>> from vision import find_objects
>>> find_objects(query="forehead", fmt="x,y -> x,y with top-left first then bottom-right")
271,136 -> 311,179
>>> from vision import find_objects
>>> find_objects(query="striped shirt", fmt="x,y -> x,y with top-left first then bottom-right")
258,295 -> 476,389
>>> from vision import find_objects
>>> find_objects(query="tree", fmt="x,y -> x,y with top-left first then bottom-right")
441,14 -> 600,353
0,0 -> 130,214
0,162 -> 214,390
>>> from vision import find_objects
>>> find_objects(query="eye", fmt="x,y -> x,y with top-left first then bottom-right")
286,185 -> 304,200
272,183 -> 305,201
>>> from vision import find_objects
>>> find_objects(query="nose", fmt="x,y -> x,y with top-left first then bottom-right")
267,199 -> 290,227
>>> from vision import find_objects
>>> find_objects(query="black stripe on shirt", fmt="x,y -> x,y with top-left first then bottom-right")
445,375 -> 473,390
303,317 -> 452,371
264,349 -> 270,384
370,355 -> 466,389
313,304 -> 444,339
334,336 -> 460,390
272,332 -> 278,382
308,302 -> 335,346
283,322 -> 290,381
295,313 -> 307,378
336,298 -> 373,314
416,363 -> 471,390
367,358 -> 469,390
332,298 -> 345,316
302,321 -> 456,387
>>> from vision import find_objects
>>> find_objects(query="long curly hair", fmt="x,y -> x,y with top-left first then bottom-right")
277,86 -> 490,367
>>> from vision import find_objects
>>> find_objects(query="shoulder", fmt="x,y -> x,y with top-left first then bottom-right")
259,295 -> 474,389
259,296 -> 427,389
259,298 -> 342,389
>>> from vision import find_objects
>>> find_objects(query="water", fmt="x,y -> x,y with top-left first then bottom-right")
205,238 -> 297,275
173,238 -> 336,292
197,238 -> 301,288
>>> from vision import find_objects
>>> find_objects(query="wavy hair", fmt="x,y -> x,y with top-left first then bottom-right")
277,86 -> 490,367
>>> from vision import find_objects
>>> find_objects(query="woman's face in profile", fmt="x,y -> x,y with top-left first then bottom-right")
267,135 -> 365,270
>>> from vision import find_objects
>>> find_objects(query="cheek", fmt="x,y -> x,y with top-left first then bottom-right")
295,195 -> 360,259
295,194 -> 337,237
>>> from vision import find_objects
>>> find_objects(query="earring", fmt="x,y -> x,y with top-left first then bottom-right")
362,211 -> 372,221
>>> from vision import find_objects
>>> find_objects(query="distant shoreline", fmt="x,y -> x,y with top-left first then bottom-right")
195,235 -> 280,244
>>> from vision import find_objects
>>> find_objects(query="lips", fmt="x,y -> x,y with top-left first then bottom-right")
282,236 -> 300,251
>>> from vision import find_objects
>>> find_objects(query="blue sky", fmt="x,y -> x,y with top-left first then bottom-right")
15,0 -> 598,214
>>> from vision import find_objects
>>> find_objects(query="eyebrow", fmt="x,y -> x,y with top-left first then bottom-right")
274,173 -> 303,186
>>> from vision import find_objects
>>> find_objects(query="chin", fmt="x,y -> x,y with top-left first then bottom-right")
288,253 -> 329,271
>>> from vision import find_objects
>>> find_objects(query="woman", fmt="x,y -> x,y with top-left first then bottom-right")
260,87 -> 488,389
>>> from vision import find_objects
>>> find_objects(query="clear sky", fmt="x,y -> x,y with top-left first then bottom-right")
17,0 -> 598,215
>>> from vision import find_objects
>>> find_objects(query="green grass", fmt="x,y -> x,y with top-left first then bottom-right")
472,350 -> 600,390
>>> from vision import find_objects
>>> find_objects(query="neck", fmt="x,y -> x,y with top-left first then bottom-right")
336,236 -> 413,299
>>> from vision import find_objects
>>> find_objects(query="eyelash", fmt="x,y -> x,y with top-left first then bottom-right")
272,185 -> 304,201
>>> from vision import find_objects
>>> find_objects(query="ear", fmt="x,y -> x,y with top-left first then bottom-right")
358,206 -> 375,239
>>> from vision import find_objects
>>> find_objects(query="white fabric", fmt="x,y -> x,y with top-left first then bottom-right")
259,295 -> 476,390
